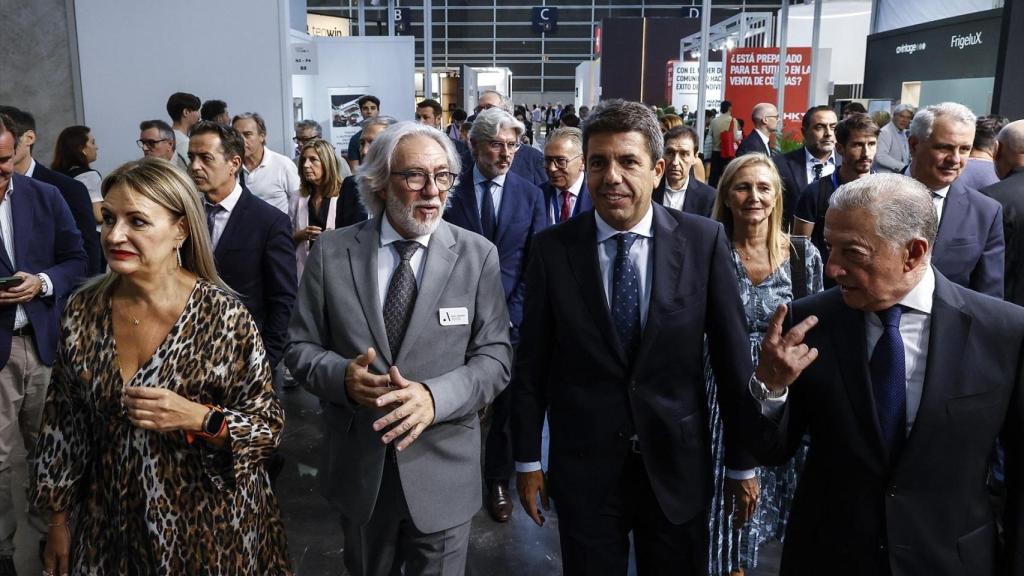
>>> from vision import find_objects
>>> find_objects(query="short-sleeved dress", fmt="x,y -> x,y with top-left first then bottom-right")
706,243 -> 824,574
32,279 -> 290,575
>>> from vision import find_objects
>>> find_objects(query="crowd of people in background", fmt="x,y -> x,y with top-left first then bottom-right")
0,83 -> 1022,576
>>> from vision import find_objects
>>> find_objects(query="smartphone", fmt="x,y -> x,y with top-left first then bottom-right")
0,276 -> 24,290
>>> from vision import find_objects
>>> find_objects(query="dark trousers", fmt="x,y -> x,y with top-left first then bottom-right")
483,386 -> 513,482
557,452 -> 708,576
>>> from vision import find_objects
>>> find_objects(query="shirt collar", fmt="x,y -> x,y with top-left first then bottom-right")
931,184 -> 951,199
594,204 -> 654,244
566,172 -> 585,196
900,265 -> 935,315
805,148 -> 836,167
756,129 -> 770,148
379,211 -> 431,248
26,158 -> 36,178
212,182 -> 243,213
473,165 -> 507,188
666,176 -> 689,194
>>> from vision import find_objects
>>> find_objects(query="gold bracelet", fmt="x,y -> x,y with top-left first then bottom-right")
47,521 -> 66,528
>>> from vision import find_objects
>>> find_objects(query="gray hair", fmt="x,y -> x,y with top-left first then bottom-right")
997,120 -> 1024,156
468,108 -> 525,144
829,173 -> 937,252
893,103 -> 916,117
545,127 -> 583,154
232,112 -> 267,135
583,99 -> 664,164
356,121 -> 462,217
751,102 -> 776,123
480,90 -> 514,114
139,119 -> 175,144
294,119 -> 322,137
362,115 -> 399,132
909,102 -> 975,142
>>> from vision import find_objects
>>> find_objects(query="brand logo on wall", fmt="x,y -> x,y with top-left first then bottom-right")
896,42 -> 926,55
951,32 -> 983,49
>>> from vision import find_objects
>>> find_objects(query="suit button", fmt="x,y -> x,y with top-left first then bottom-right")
887,484 -> 896,497
629,380 -> 638,391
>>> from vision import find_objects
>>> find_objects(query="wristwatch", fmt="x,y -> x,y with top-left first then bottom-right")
200,407 -> 227,438
750,373 -> 787,401
36,275 -> 48,297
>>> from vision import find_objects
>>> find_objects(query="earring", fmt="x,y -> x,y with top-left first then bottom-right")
175,244 -> 182,269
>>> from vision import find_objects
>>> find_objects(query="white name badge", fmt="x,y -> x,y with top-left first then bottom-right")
439,307 -> 470,326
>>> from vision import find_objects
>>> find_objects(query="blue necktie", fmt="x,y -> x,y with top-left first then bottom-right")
479,180 -> 496,241
611,233 -> 641,362
870,306 -> 906,456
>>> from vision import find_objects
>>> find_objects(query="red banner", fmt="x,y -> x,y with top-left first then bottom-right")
724,47 -> 812,142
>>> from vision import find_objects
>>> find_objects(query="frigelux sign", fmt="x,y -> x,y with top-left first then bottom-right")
951,31 -> 983,49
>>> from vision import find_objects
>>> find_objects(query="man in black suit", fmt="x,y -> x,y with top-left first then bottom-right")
541,126 -> 592,225
983,119 -> 1024,305
773,105 -> 840,230
736,102 -> 778,158
652,124 -> 716,217
755,173 -> 1024,576
0,106 -> 102,276
187,121 -> 296,370
512,99 -> 758,575
908,102 -> 1003,298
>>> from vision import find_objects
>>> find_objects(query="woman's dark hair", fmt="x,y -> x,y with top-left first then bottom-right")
52,125 -> 91,173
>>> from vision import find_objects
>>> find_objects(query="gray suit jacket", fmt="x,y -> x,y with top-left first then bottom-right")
874,121 -> 910,173
285,218 -> 513,533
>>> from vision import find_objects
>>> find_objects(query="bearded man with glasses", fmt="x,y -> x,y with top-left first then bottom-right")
286,121 -> 512,576
444,107 -> 548,524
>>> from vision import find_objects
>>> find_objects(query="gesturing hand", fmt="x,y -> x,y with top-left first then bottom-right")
755,304 -> 820,392
372,366 -> 435,451
516,470 -> 550,527
123,386 -> 206,433
345,347 -> 393,407
725,476 -> 760,527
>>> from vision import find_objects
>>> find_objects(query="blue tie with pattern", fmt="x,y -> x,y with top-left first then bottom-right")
479,180 -> 497,241
611,233 -> 642,362
870,305 -> 906,456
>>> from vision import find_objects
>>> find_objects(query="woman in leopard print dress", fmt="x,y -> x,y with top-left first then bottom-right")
32,158 -> 290,575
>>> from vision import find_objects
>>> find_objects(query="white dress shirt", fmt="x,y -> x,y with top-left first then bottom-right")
805,149 -> 836,184
663,178 -> 689,212
240,146 -> 301,215
756,128 -> 770,151
376,214 -> 430,307
549,172 -> 585,223
930,184 -> 950,228
473,166 -> 506,219
207,182 -> 243,249
758,266 -> 935,438
0,179 -> 54,330
515,205 -> 655,473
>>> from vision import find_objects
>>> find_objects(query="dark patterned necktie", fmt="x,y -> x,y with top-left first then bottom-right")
812,162 -> 824,181
870,305 -> 906,456
479,180 -> 497,240
383,241 -> 420,357
204,202 -> 223,238
611,233 -> 642,362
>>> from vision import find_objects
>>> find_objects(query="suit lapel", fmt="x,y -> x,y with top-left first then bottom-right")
790,152 -> 808,190
456,179 -> 483,235
214,188 -> 251,261
9,189 -> 30,272
349,221 -> 393,364
567,213 -> 626,366
934,182 -> 969,246
632,207 -> 684,372
681,180 -> 698,214
831,302 -> 888,460
652,179 -> 666,206
0,185 -> 21,274
395,221 -> 458,366
575,181 -> 591,216
494,176 -> 517,247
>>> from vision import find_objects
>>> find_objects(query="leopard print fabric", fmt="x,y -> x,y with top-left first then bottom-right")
32,279 -> 290,575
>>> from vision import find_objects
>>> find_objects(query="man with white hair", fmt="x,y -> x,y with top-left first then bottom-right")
472,91 -> 547,186
907,101 -> 1004,297
874,104 -> 915,173
286,121 -> 512,576
736,102 -> 778,157
982,120 -> 1024,305
444,107 -> 547,524
756,173 -> 1024,575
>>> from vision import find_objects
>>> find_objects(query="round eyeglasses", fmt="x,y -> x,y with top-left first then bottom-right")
390,170 -> 458,192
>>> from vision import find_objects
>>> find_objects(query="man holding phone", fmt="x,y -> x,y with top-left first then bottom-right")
0,115 -> 87,572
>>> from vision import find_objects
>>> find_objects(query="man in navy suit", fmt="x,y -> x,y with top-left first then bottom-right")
473,91 -> 547,187
754,174 -> 1024,576
0,106 -> 102,276
443,107 -> 547,524
907,102 -> 1003,297
773,105 -> 840,230
652,124 -> 717,218
0,124 -> 87,572
187,121 -> 296,370
541,127 -> 592,225
512,100 -> 758,575
736,102 -> 778,158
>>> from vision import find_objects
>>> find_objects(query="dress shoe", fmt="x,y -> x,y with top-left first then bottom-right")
487,481 -> 513,523
0,555 -> 15,576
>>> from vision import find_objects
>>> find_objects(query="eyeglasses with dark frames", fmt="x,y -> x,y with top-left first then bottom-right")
390,170 -> 458,191
544,154 -> 583,170
137,139 -> 169,149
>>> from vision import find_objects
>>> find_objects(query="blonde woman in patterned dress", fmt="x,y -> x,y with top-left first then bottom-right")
33,158 -> 290,575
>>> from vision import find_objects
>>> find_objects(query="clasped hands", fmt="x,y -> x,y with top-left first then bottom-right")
346,347 -> 435,451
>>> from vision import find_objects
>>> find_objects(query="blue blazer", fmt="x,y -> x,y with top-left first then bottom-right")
932,180 -> 1004,298
652,176 -> 717,218
214,187 -> 297,366
540,179 -> 593,226
444,171 -> 547,336
1,175 -> 88,367
30,163 -> 102,276
459,144 -> 549,189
